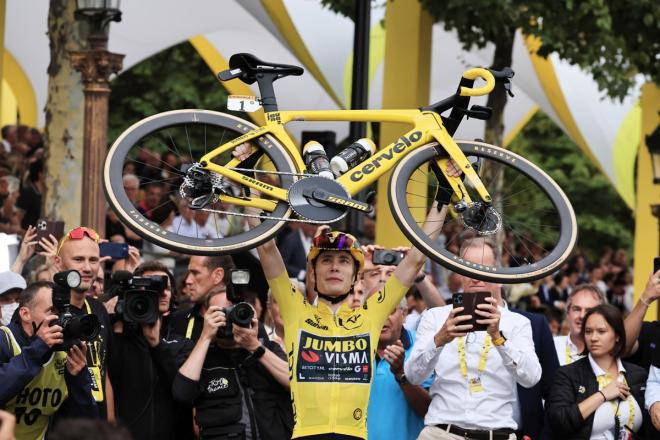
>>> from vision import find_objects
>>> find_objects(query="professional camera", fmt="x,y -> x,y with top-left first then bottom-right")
217,269 -> 254,338
52,270 -> 101,351
109,271 -> 165,324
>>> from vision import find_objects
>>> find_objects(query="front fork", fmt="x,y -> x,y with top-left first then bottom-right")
429,128 -> 492,209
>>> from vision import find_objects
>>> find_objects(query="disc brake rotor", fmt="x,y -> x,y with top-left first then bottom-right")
460,202 -> 502,235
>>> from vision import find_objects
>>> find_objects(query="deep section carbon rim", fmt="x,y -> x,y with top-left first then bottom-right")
389,141 -> 577,283
104,109 -> 297,254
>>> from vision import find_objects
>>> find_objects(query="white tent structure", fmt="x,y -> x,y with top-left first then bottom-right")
3,0 -> 642,208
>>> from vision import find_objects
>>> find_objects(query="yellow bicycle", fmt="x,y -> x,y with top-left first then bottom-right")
103,53 -> 577,283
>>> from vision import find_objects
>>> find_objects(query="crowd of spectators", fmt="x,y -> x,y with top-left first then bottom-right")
1,139 -> 658,440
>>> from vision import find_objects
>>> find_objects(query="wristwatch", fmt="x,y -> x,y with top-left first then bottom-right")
394,373 -> 409,385
247,345 -> 266,361
492,332 -> 507,346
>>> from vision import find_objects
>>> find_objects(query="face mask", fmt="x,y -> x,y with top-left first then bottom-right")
1,302 -> 19,326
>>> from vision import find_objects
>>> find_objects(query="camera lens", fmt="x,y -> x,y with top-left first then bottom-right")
230,303 -> 254,327
384,253 -> 395,264
129,296 -> 149,317
78,314 -> 100,341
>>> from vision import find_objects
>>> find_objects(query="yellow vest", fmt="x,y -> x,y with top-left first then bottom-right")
1,327 -> 68,440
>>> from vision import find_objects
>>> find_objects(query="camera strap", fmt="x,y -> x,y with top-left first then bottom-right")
457,334 -> 492,394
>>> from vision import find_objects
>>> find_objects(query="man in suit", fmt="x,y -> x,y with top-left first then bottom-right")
508,305 -> 559,439
277,223 -> 316,283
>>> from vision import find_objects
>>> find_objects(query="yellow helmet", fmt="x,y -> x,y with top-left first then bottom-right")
307,231 -> 364,273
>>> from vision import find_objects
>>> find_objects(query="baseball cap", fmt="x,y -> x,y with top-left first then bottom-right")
0,271 -> 27,297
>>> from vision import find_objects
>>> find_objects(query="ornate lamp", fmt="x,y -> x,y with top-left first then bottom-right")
71,0 -> 124,236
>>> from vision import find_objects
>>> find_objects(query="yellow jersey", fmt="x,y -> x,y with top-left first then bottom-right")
267,271 -> 407,439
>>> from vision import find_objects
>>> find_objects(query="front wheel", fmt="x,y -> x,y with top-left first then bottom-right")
389,141 -> 577,283
103,109 -> 298,255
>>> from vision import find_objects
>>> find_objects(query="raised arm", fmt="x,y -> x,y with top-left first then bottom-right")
623,270 -> 660,357
393,203 -> 448,287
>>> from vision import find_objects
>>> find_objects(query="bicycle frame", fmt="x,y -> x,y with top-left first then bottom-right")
199,103 -> 495,214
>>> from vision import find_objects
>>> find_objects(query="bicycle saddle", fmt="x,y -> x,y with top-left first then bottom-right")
219,53 -> 304,84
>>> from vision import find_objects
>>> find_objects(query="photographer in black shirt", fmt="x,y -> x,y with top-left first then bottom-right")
108,261 -> 193,440
172,288 -> 292,440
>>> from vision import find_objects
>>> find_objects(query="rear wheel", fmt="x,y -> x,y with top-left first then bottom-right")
389,140 -> 577,283
103,109 -> 298,255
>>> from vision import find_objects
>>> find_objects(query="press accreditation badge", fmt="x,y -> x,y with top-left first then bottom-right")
468,377 -> 484,394
227,95 -> 261,112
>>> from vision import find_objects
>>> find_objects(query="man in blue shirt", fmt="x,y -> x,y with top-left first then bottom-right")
368,299 -> 431,440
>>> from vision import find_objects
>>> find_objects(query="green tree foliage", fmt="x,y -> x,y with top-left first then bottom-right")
508,112 -> 633,259
419,0 -> 658,101
109,42 -> 229,142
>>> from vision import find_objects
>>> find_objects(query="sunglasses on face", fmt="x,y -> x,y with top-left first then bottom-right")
57,226 -> 100,255
313,233 -> 357,251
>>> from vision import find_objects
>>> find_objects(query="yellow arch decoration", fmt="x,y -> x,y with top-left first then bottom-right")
260,0 -> 344,108
503,105 -> 539,147
524,36 -> 605,179
189,35 -> 266,126
612,102 -> 640,209
2,49 -> 38,127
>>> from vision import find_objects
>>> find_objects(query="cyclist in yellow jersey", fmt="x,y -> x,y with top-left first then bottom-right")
249,204 -> 447,440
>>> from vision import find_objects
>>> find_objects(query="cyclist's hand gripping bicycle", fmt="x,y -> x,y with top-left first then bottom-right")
104,53 -> 577,283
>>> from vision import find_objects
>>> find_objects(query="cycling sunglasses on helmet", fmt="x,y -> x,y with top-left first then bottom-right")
57,226 -> 100,255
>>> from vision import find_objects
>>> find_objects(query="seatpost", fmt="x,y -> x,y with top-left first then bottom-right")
256,73 -> 279,112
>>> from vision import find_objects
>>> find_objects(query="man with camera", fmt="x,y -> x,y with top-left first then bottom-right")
405,237 -> 541,440
170,255 -> 234,343
0,281 -> 98,439
53,226 -> 115,419
108,261 -> 194,440
173,288 -> 293,440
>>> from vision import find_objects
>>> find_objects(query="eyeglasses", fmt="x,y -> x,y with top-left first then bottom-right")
312,233 -> 358,251
57,226 -> 100,255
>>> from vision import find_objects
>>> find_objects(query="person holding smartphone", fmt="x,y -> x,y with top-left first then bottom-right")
405,237 -> 541,440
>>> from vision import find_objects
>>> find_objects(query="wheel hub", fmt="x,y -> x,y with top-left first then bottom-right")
460,202 -> 502,235
288,176 -> 348,223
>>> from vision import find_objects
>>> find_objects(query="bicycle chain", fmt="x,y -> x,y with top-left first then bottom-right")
181,164 -> 331,223
198,207 -> 330,224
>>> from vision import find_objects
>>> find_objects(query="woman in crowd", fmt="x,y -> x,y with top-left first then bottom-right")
546,304 -> 652,438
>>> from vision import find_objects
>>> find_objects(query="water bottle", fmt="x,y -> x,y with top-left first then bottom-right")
303,141 -> 334,180
330,138 -> 376,176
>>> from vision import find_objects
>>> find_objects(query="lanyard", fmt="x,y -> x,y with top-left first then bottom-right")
596,373 -> 635,430
84,299 -> 92,314
565,340 -> 574,365
186,315 -> 195,339
457,334 -> 492,379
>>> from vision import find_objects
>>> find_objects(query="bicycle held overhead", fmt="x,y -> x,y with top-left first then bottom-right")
103,52 -> 577,284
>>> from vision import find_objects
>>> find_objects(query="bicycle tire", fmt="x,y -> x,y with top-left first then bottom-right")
103,109 -> 297,255
389,140 -> 577,283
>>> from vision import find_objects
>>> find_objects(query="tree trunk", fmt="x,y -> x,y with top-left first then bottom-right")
483,28 -> 515,264
43,0 -> 86,229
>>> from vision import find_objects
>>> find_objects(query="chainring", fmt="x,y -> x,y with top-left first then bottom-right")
288,176 -> 348,223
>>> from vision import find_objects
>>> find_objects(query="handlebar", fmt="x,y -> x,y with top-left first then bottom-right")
459,68 -> 495,97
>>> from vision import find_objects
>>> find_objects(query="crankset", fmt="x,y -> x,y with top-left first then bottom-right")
288,176 -> 370,223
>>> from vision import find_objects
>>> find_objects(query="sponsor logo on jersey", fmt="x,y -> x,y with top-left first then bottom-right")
296,331 -> 371,383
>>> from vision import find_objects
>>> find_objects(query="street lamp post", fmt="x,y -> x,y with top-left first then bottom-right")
70,0 -> 123,237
